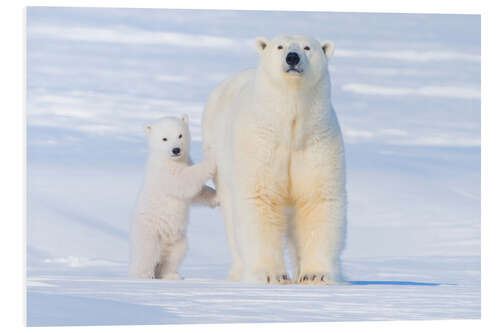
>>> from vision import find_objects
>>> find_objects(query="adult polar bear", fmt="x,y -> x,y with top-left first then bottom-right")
202,35 -> 346,285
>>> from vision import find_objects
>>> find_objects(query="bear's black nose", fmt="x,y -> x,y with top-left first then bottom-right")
286,52 -> 300,66
172,147 -> 181,155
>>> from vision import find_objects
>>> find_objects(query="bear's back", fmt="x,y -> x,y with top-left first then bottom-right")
202,69 -> 256,151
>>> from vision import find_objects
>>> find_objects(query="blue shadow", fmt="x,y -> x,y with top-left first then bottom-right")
349,281 -> 445,286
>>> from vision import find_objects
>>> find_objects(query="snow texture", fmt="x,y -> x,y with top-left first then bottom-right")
26,7 -> 480,326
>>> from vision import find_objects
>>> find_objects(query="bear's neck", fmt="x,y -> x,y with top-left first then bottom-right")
253,67 -> 335,150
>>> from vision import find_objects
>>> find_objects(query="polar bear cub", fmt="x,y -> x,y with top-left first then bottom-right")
129,115 -> 217,279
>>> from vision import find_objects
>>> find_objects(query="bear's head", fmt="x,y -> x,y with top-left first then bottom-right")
254,35 -> 334,87
144,115 -> 191,161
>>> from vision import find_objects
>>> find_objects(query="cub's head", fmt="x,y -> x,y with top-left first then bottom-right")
144,115 -> 191,161
255,35 -> 334,86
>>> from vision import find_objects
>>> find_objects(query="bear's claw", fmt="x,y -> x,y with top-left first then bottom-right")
278,274 -> 291,283
298,273 -> 330,285
264,272 -> 291,284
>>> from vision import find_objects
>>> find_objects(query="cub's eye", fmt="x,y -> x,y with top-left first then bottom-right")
162,138 -> 167,141
304,46 -> 310,51
178,134 -> 183,139
277,45 -> 283,50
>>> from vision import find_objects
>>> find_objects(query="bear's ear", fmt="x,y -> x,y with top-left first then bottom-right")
321,40 -> 335,58
144,124 -> 152,136
181,114 -> 189,125
255,37 -> 269,54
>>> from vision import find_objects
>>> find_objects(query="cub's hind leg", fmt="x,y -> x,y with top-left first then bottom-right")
156,238 -> 187,280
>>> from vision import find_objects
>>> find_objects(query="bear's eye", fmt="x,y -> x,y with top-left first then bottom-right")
178,134 -> 182,139
304,46 -> 310,51
277,45 -> 283,50
162,138 -> 167,142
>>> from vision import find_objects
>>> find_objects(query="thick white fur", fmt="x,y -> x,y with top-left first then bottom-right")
202,35 -> 346,285
129,116 -> 217,279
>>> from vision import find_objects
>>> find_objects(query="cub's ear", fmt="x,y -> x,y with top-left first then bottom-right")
144,124 -> 152,136
181,114 -> 189,125
321,40 -> 335,58
255,37 -> 269,54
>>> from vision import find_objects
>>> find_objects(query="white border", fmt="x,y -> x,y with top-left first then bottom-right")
2,1 -> 498,332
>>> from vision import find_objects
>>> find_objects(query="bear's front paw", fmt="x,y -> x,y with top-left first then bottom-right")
297,272 -> 331,285
248,271 -> 292,285
269,273 -> 292,285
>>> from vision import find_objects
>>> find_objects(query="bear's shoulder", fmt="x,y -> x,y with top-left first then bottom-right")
214,69 -> 255,96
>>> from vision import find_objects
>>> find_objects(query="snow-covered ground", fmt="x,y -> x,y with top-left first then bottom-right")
26,8 -> 480,326
27,257 -> 479,326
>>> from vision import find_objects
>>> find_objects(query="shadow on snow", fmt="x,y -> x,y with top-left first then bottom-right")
348,280 -> 449,286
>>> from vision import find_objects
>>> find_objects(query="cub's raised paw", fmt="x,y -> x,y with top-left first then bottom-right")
209,197 -> 220,208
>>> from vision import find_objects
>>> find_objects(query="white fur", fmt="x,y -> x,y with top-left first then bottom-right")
129,116 -> 217,279
202,35 -> 346,285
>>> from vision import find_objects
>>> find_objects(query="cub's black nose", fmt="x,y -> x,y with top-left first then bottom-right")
286,52 -> 300,66
172,147 -> 181,155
